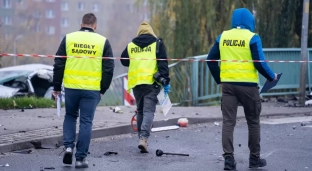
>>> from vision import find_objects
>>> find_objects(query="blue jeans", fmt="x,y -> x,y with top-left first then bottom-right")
63,88 -> 101,160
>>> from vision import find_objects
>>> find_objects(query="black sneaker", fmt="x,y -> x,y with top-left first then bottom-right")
63,147 -> 73,165
249,157 -> 267,168
224,156 -> 237,170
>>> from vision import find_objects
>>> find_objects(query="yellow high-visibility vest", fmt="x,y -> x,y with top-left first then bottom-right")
63,31 -> 106,90
127,42 -> 158,91
219,29 -> 259,83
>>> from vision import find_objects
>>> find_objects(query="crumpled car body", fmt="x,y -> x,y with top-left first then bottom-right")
0,64 -> 65,101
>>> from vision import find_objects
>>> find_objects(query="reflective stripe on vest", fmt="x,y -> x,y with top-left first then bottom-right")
64,31 -> 105,90
219,29 -> 259,83
127,42 -> 157,91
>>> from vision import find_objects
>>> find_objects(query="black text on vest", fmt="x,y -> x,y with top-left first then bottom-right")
223,40 -> 246,47
71,43 -> 97,55
130,46 -> 152,53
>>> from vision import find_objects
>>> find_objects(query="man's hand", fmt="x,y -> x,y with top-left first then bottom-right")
52,91 -> 61,101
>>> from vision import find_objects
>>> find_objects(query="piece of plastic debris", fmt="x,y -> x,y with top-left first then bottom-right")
113,107 -> 123,114
44,167 -> 55,170
104,151 -> 118,156
293,126 -> 296,130
177,118 -> 188,127
214,122 -> 220,126
305,167 -> 308,169
151,125 -> 179,132
301,122 -> 306,126
12,149 -> 32,154
0,163 -> 9,167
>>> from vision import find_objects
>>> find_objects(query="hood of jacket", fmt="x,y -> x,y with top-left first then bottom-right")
132,22 -> 157,48
230,8 -> 255,32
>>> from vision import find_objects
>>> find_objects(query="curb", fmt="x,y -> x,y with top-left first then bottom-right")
0,111 -> 311,154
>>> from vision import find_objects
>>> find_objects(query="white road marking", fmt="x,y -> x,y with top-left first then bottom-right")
261,116 -> 312,125
261,150 -> 277,158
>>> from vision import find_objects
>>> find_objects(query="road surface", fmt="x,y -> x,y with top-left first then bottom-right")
0,115 -> 312,171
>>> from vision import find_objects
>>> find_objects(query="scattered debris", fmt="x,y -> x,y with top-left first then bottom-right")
217,156 -> 224,161
12,149 -> 32,154
239,144 -> 241,147
54,126 -> 58,129
104,151 -> 118,156
305,100 -> 312,106
21,109 -> 24,112
0,163 -> 9,167
30,141 -> 55,149
277,98 -> 288,103
293,126 -> 296,130
3,128 -> 7,130
19,131 -> 26,133
42,167 -> 55,170
177,118 -> 188,127
88,151 -> 90,154
93,164 -> 95,166
172,112 -> 175,114
112,107 -> 123,114
196,113 -> 199,115
166,136 -> 170,138
305,167 -> 308,169
301,122 -> 306,126
151,125 -> 179,132
214,122 -> 220,126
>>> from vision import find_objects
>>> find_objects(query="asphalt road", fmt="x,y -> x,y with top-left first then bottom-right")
0,116 -> 312,171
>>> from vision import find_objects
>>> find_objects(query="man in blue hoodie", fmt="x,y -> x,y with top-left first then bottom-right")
207,8 -> 277,170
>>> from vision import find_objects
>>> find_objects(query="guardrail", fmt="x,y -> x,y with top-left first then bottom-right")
99,48 -> 312,106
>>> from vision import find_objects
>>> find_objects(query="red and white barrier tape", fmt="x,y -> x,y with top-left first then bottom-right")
1,53 -> 312,63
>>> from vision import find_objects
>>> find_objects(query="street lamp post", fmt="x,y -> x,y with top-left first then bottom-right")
13,35 -> 23,66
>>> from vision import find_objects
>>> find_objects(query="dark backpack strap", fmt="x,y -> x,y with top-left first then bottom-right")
156,38 -> 161,54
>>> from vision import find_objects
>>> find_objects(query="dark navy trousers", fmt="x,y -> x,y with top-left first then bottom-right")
63,88 -> 101,160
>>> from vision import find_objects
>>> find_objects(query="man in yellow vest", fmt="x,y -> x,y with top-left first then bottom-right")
52,13 -> 114,168
207,8 -> 277,170
120,22 -> 170,153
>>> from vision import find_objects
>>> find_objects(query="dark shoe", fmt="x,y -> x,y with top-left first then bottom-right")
62,147 -> 73,165
224,156 -> 236,170
75,158 -> 88,168
249,157 -> 267,168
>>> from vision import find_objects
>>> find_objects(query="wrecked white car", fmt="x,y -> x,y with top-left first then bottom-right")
0,64 -> 64,100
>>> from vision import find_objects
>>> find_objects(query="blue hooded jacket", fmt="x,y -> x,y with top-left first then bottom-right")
207,8 -> 275,86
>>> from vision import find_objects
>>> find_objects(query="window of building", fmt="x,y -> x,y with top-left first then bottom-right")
2,16 -> 12,25
33,11 -> 42,18
61,2 -> 69,11
3,0 -> 12,8
61,18 -> 69,27
46,26 -> 55,35
16,0 -> 27,9
45,10 -> 55,19
78,2 -> 84,11
92,3 -> 99,12
35,25 -> 41,32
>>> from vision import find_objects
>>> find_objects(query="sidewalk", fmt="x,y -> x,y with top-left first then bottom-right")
0,103 -> 311,153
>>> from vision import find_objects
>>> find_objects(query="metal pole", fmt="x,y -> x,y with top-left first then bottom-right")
299,0 -> 310,106
308,51 -> 311,93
